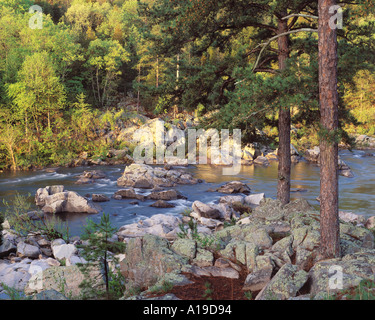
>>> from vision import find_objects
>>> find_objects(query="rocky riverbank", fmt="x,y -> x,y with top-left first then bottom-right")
1,175 -> 375,299
3,107 -> 372,175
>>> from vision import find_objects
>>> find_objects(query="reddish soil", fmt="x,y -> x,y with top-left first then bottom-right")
146,269 -> 256,300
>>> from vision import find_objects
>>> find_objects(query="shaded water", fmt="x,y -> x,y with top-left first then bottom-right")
0,149 -> 373,236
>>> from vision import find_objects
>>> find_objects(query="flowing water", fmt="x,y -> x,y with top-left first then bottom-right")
0,149 -> 374,236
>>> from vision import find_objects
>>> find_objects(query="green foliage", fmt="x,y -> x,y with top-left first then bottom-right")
324,279 -> 375,300
0,282 -> 31,300
346,280 -> 375,300
149,280 -> 174,295
85,38 -> 129,107
203,281 -> 213,300
244,291 -> 253,300
0,0 -> 373,171
2,192 -> 70,241
78,213 -> 126,300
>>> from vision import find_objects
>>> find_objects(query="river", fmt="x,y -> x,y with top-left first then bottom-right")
0,149 -> 374,236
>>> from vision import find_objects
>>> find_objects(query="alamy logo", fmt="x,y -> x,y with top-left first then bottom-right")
328,265 -> 343,290
132,120 -> 242,175
29,5 -> 43,30
329,5 -> 344,30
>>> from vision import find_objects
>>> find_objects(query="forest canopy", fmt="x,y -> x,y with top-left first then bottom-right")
0,0 -> 374,170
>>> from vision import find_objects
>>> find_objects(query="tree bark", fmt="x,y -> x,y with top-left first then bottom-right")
276,15 -> 291,206
318,0 -> 341,259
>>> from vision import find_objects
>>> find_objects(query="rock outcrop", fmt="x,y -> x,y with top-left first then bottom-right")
35,186 -> 100,214
117,164 -> 199,189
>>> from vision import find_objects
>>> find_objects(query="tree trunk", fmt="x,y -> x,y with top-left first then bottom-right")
276,15 -> 291,205
137,64 -> 141,112
318,0 -> 341,259
174,54 -> 180,119
156,56 -> 159,88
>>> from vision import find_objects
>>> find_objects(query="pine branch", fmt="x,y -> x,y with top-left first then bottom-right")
281,13 -> 319,20
252,28 -> 318,72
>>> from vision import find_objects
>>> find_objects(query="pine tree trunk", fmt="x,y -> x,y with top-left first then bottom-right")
156,56 -> 159,88
276,16 -> 291,206
318,0 -> 341,259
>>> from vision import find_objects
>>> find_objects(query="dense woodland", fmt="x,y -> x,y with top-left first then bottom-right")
0,0 -> 374,171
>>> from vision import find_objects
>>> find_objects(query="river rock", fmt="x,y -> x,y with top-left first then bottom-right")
17,241 -> 41,259
192,201 -> 222,219
355,135 -> 375,148
0,259 -> 32,291
147,189 -> 184,201
113,188 -> 145,201
242,150 -> 254,161
117,214 -> 182,241
117,164 -> 198,189
219,195 -> 244,205
215,181 -> 251,195
253,156 -> 270,166
339,211 -> 366,225
304,146 -> 320,163
40,190 -> 100,214
244,193 -> 265,206
0,239 -> 17,258
365,216 -> 375,229
75,170 -> 107,184
150,200 -> 175,208
35,185 -> 65,207
92,194 -> 110,202
52,243 -> 77,261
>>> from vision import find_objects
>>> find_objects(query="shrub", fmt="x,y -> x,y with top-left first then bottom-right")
2,193 -> 69,241
78,213 -> 126,300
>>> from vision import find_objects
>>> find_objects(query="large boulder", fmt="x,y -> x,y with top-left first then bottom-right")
117,214 -> 182,241
120,234 -> 189,291
244,193 -> 265,206
0,259 -> 32,292
215,181 -> 251,195
35,185 -> 64,207
243,255 -> 274,292
308,254 -> 375,299
0,239 -> 17,258
117,164 -> 198,189
192,201 -> 222,220
52,243 -> 77,262
17,241 -> 41,259
37,188 -> 100,214
25,265 -> 104,298
256,264 -> 308,300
